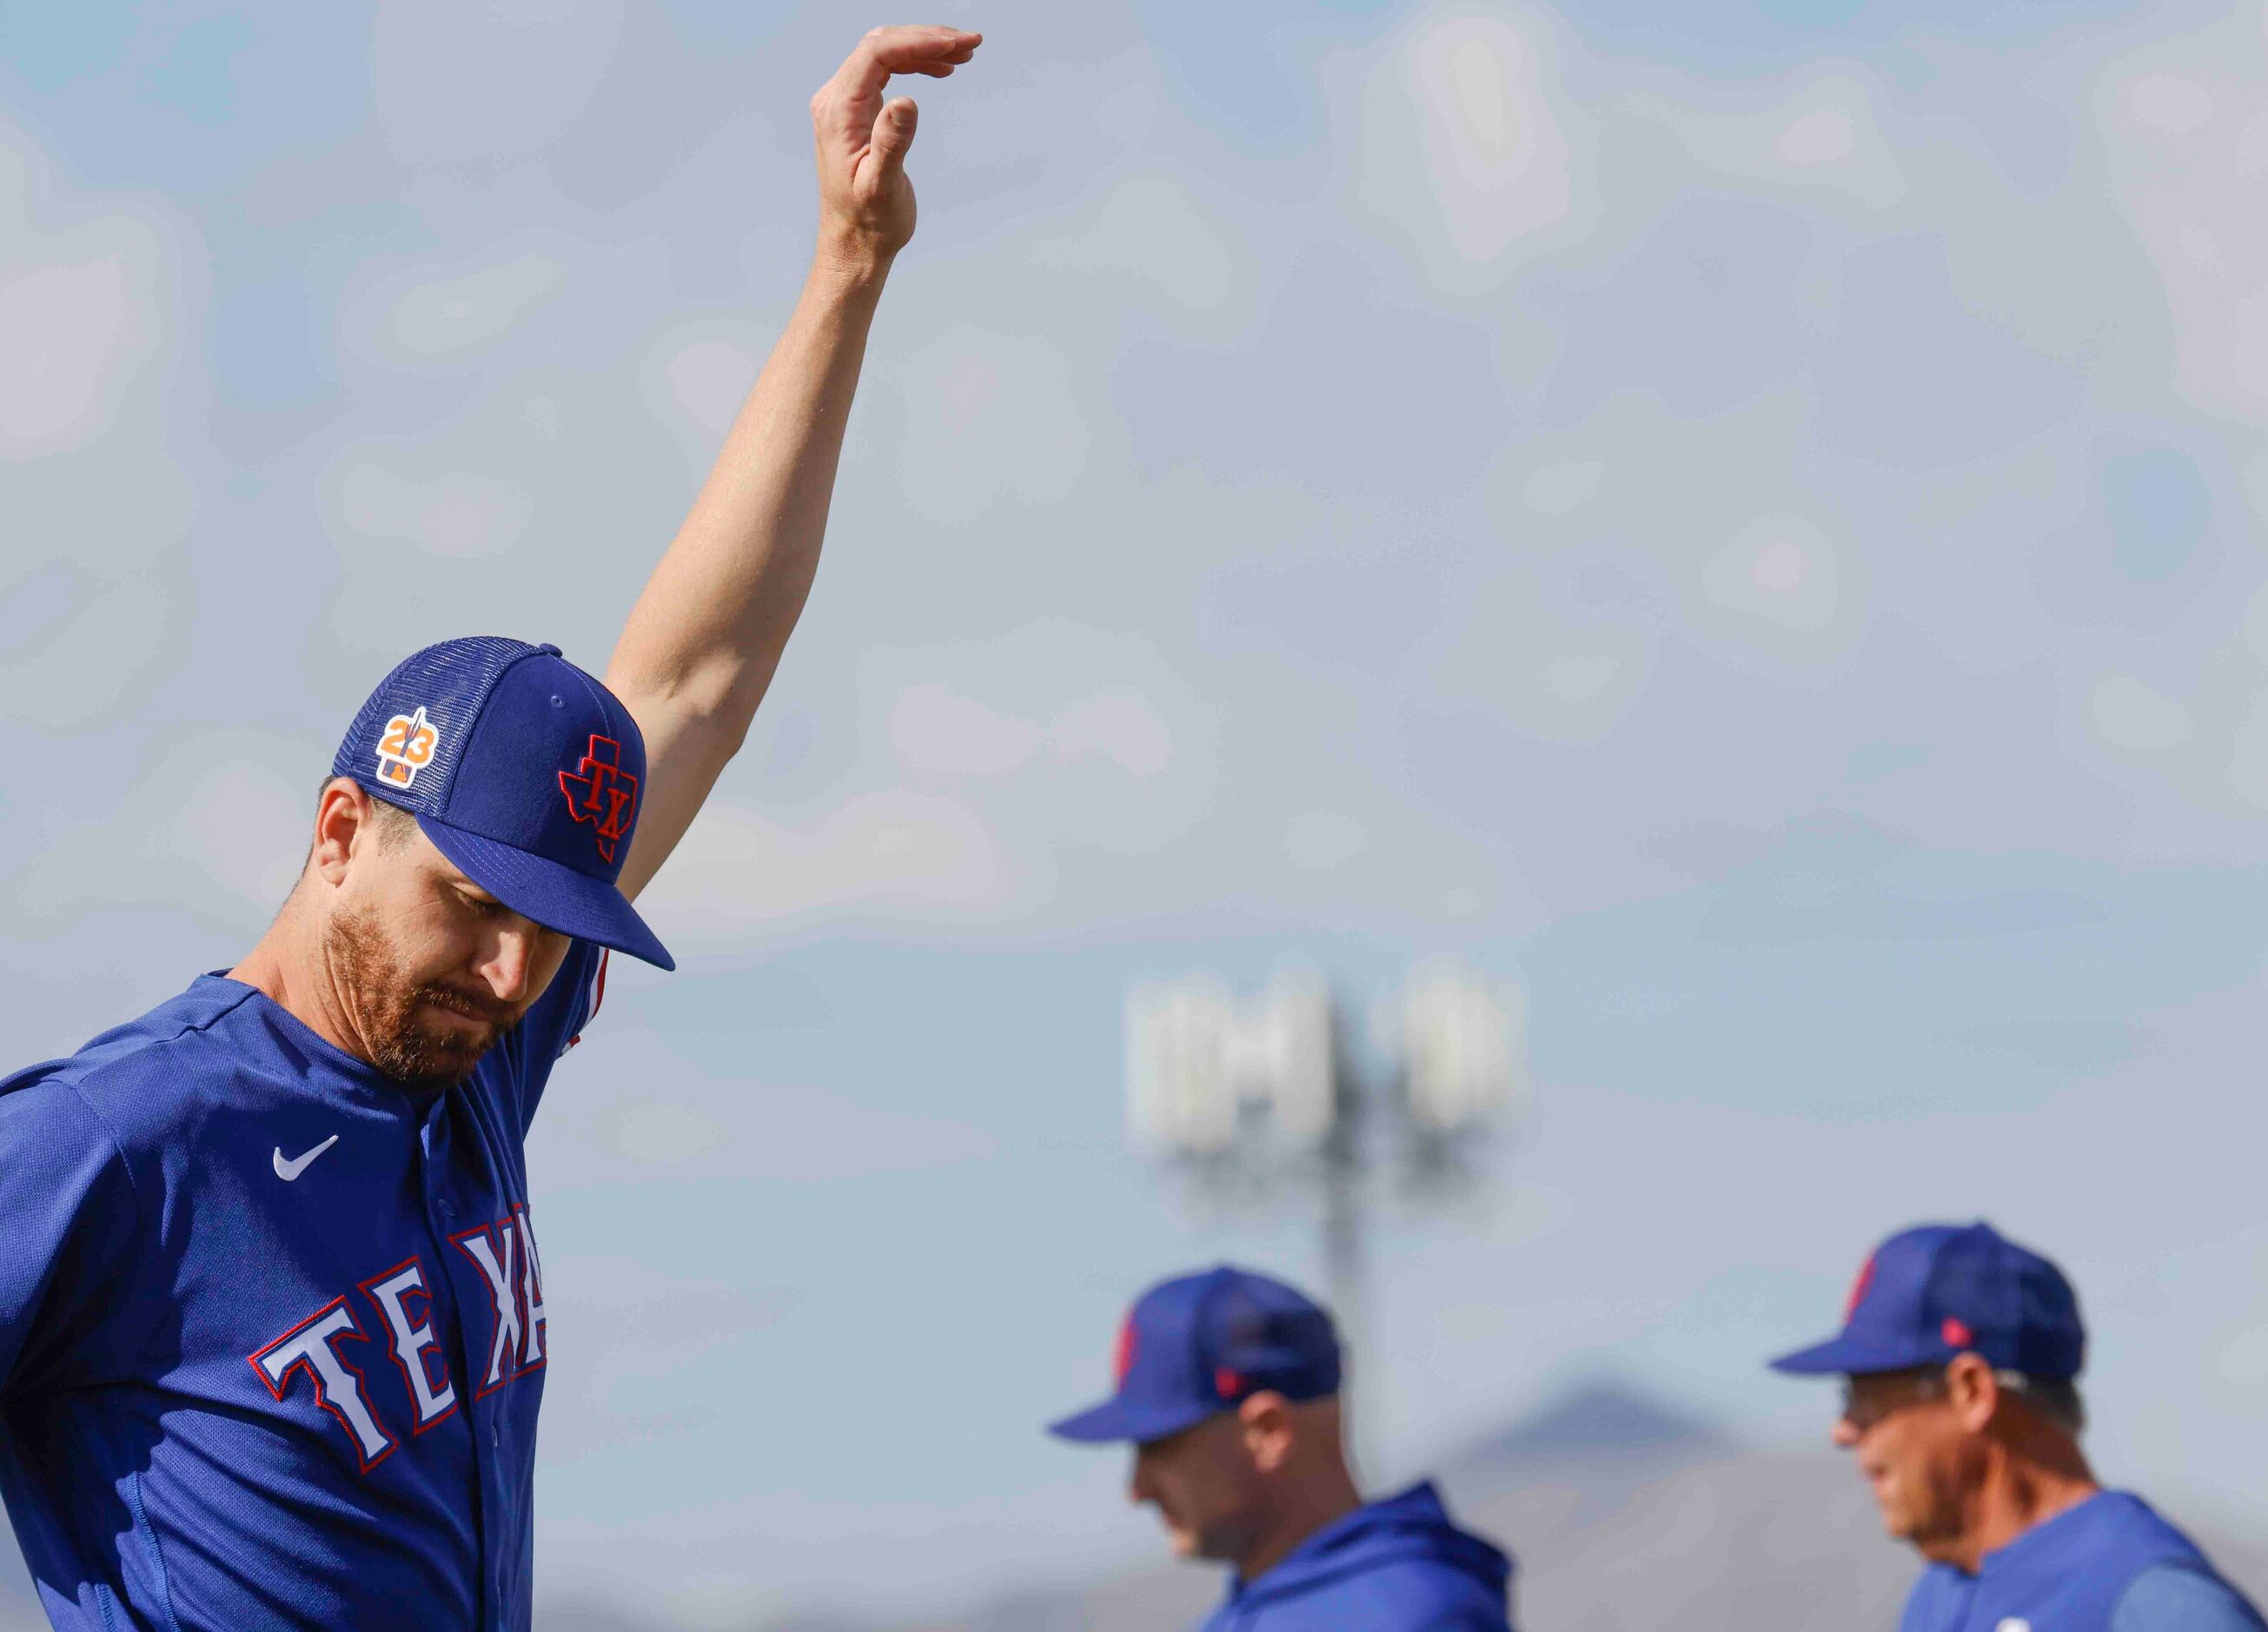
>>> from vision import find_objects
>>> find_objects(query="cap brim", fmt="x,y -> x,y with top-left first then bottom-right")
419,815 -> 675,972
1047,1395 -> 1225,1446
1769,1332 -> 1936,1377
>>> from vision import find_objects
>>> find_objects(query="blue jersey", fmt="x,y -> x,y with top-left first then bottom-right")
0,945 -> 607,1631
1201,1483 -> 1512,1632
1900,1489 -> 2265,1632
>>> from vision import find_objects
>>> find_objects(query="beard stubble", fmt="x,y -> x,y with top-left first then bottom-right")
327,906 -> 521,1093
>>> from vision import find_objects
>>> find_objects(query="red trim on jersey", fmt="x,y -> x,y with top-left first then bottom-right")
449,1217 -> 526,1399
356,1256 -> 460,1436
567,949 -> 609,1052
512,1204 -> 548,1376
247,1295 -> 398,1475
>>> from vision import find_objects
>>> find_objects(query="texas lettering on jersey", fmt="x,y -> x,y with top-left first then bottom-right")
249,1204 -> 547,1473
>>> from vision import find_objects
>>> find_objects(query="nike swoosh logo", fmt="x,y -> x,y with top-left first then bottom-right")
273,1135 -> 341,1182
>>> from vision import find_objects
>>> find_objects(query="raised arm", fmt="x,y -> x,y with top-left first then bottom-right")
605,23 -> 982,901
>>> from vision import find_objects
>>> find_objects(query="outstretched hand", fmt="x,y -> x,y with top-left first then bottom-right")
810,24 -> 982,268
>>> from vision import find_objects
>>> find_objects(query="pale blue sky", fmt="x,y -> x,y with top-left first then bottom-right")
8,0 -> 2268,1623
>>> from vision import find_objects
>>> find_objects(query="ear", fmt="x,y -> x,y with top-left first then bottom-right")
1237,1391 -> 1295,1475
311,778 -> 376,886
1944,1351 -> 1999,1432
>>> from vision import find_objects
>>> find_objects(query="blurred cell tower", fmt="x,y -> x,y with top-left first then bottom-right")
1124,960 -> 1528,1465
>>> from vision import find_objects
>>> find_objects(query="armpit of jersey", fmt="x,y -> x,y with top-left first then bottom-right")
0,1079 -> 146,1398
2112,1563 -> 2268,1632
482,940 -> 608,1136
560,947 -> 608,1059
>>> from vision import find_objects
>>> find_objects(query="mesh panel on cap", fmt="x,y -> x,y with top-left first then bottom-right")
1922,1224 -> 2086,1378
1926,1231 -> 2013,1352
330,636 -> 542,816
1207,1277 -> 1341,1400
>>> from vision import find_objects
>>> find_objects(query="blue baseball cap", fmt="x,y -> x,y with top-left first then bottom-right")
331,635 -> 674,971
1770,1221 -> 2086,1380
1047,1266 -> 1342,1445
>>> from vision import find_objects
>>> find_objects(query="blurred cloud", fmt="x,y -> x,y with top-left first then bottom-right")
891,681 -> 1175,781
1482,389 -> 1869,669
1432,558 -> 1654,740
328,455 -> 535,558
10,729 -> 307,931
1031,171 -> 1263,342
0,119 -> 197,726
1531,193 -> 1822,422
660,335 -> 759,438
368,0 -> 628,171
1701,512 -> 1857,656
1350,6 -> 1585,295
0,250 -> 149,454
2085,594 -> 2268,818
1284,808 -> 1370,872
2099,6 -> 2268,415
1628,71 -> 1907,215
355,250 -> 571,363
890,682 -> 1044,778
1817,232 -> 2085,468
890,323 -> 1095,527
0,129 -> 174,467
2091,671 -> 2195,755
638,789 -> 1011,938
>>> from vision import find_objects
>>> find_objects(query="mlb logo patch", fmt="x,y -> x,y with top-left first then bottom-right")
375,706 -> 438,789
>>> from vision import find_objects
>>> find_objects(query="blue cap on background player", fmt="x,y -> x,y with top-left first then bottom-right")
1048,1265 -> 1342,1444
1769,1220 -> 2085,1380
331,635 -> 674,971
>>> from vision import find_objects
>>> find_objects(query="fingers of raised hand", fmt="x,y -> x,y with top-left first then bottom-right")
810,28 -> 974,143
831,24 -> 980,98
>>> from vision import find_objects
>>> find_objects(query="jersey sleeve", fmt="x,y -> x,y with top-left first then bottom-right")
0,1077 -> 145,1401
493,940 -> 609,1133
2112,1564 -> 2268,1632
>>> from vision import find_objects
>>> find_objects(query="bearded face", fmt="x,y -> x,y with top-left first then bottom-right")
326,903 -> 526,1092
295,787 -> 574,1093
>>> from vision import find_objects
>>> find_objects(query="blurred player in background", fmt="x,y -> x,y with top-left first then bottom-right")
1772,1221 -> 2266,1632
1048,1266 -> 1514,1631
0,25 -> 978,1631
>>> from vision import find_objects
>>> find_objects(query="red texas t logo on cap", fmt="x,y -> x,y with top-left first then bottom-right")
1844,1253 -> 1878,1322
558,735 -> 639,864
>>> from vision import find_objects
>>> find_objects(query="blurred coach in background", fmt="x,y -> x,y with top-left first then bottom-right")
1772,1221 -> 2265,1632
1047,1266 -> 1513,1631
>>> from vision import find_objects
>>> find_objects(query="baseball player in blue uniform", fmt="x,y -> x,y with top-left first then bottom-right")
0,24 -> 979,1630
1049,1266 -> 1514,1631
1772,1221 -> 2265,1632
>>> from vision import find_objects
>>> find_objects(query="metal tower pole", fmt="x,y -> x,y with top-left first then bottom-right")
1321,1002 -> 1375,1483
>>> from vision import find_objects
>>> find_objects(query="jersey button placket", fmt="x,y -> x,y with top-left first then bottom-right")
416,1126 -> 494,1624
